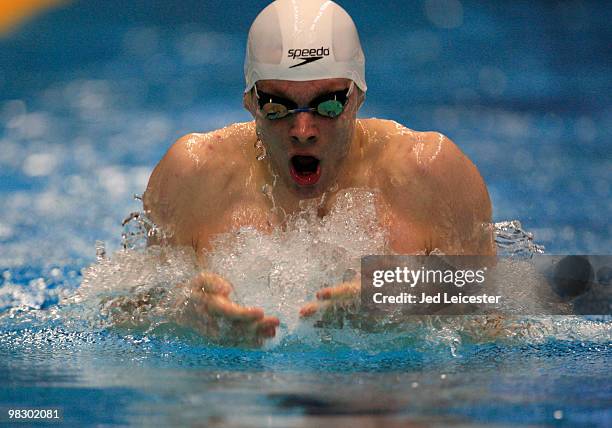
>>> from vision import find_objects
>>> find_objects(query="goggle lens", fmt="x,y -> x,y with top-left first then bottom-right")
255,83 -> 353,120
262,103 -> 289,120
316,99 -> 344,118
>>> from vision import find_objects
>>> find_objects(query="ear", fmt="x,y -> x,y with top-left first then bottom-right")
349,88 -> 365,113
243,91 -> 257,117
355,88 -> 366,110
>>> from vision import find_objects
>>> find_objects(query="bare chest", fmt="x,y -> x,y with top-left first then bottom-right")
194,187 -> 429,257
191,186 -> 279,254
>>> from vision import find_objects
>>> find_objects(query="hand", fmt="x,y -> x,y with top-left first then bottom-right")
175,271 -> 279,346
299,280 -> 360,325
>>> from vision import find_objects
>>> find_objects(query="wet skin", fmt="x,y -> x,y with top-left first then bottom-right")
143,78 -> 495,344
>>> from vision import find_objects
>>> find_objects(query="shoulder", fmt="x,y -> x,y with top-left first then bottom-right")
415,131 -> 492,222
147,121 -> 255,185
142,122 -> 256,232
374,125 -> 494,252
143,132 -> 214,205
356,118 -> 417,142
412,131 -> 490,215
373,124 -> 487,208
358,119 -> 449,167
152,121 -> 256,175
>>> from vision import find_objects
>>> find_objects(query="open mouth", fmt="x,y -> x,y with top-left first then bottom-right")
289,155 -> 321,186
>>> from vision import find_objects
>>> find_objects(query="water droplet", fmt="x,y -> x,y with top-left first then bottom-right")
254,139 -> 266,161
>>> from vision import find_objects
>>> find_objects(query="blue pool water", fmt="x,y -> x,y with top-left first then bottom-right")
1,0 -> 611,426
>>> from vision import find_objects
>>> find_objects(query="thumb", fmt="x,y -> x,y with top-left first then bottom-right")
190,272 -> 233,296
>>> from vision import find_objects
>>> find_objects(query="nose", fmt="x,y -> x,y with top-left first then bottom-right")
289,112 -> 318,145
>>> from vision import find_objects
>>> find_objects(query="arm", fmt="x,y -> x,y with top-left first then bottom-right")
128,133 -> 279,345
142,129 -> 261,252
382,132 -> 495,256
102,272 -> 279,347
143,133 -> 209,247
424,133 -> 495,255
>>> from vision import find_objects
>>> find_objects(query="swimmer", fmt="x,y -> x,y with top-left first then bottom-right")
142,0 -> 495,345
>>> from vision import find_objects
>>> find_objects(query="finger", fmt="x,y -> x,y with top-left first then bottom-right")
207,295 -> 264,321
316,282 -> 359,300
260,315 -> 280,327
251,315 -> 279,332
191,272 -> 233,296
315,287 -> 335,300
255,317 -> 279,337
300,301 -> 331,318
258,325 -> 276,338
299,302 -> 318,317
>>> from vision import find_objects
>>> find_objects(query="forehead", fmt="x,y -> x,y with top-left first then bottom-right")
256,78 -> 351,102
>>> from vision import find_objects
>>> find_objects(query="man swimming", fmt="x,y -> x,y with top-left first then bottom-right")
142,0 -> 495,345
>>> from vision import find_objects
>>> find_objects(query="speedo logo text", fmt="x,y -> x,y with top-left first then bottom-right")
287,47 -> 330,68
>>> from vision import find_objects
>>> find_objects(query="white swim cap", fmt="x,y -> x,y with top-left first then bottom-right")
244,0 -> 367,93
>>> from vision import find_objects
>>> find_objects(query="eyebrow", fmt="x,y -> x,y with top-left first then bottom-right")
256,89 -> 297,107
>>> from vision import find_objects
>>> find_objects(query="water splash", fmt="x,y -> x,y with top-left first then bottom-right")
61,245 -> 199,333
206,189 -> 388,334
495,220 -> 545,257
5,190 -> 609,353
100,190 -> 610,351
121,194 -> 170,249
254,138 -> 267,161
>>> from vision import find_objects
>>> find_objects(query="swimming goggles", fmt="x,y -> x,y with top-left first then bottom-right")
254,81 -> 354,120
